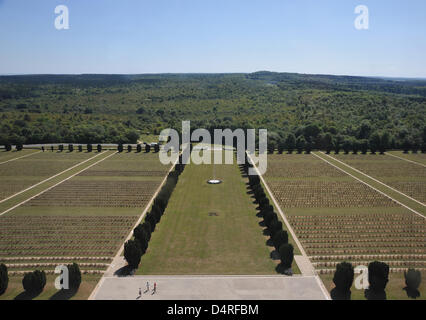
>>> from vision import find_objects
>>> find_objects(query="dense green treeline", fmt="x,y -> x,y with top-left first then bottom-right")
0,72 -> 425,146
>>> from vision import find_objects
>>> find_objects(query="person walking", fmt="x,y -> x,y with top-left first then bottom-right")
153,282 -> 157,294
139,287 -> 141,296
145,281 -> 149,293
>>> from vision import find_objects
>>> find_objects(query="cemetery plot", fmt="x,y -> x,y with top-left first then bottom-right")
0,151 -> 94,200
0,149 -> 39,163
0,216 -> 136,274
332,154 -> 426,204
263,154 -> 426,274
0,152 -> 171,278
24,180 -> 160,207
387,151 -> 426,166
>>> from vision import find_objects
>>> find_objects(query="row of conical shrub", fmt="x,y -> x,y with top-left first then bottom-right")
242,154 -> 294,274
0,263 -> 82,297
331,261 -> 422,300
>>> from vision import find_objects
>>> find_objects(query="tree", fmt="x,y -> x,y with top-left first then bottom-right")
136,144 -> 142,153
118,143 -> 123,153
403,269 -> 421,299
141,222 -> 152,241
352,140 -> 359,154
68,144 -> 74,152
331,262 -> 354,300
322,133 -> 333,154
267,141 -> 275,154
263,211 -> 276,228
378,132 -> 390,154
145,213 -> 156,232
365,261 -> 389,300
278,243 -> 294,271
97,144 -> 102,152
269,219 -> 282,238
296,136 -> 306,154
127,145 -> 132,153
277,140 -> 285,154
272,230 -> 288,251
87,144 -> 93,152
402,138 -> 411,154
359,139 -> 368,154
124,240 -> 142,269
369,132 -> 381,154
22,270 -> 46,294
68,263 -> 82,291
285,134 -> 296,154
0,263 -> 8,295
342,139 -> 352,154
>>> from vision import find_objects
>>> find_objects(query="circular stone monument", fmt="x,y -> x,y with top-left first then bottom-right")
207,179 -> 222,184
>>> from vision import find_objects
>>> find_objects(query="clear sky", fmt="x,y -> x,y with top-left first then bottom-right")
0,0 -> 425,77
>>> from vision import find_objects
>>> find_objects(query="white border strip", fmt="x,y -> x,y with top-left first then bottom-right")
386,152 -> 426,168
312,152 -> 425,219
0,150 -> 42,165
0,151 -> 105,205
323,152 -> 425,208
0,151 -> 116,216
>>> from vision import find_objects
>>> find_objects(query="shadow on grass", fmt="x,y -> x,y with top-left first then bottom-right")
265,238 -> 274,247
49,288 -> 78,300
403,287 -> 420,299
114,265 -> 135,277
14,290 -> 42,300
275,263 -> 292,275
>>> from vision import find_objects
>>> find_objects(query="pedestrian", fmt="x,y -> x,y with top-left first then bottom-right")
139,287 -> 141,296
145,281 -> 149,293
153,282 -> 157,294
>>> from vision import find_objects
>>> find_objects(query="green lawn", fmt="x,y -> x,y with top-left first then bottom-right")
137,151 -> 298,275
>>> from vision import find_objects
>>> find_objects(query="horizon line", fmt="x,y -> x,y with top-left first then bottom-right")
1,71 -> 426,80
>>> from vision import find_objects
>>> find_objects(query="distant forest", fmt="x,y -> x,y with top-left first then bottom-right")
0,72 -> 425,151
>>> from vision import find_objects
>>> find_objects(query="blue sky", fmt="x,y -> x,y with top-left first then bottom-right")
0,0 -> 425,77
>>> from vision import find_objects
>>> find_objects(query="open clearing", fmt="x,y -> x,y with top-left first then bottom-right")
136,150 -> 299,275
